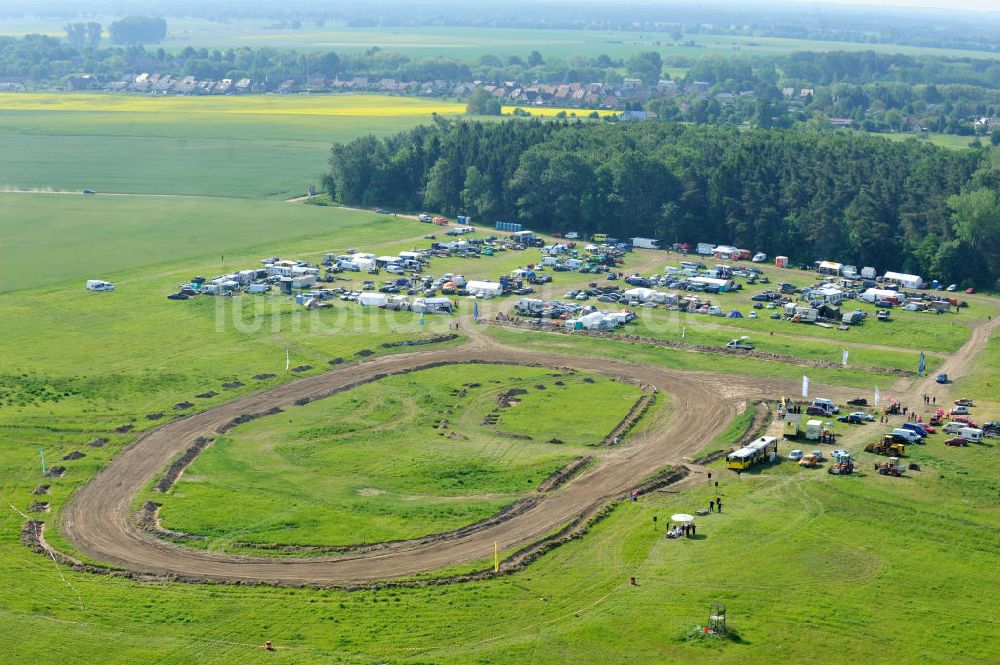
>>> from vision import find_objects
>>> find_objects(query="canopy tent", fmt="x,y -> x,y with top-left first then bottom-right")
671,513 -> 695,524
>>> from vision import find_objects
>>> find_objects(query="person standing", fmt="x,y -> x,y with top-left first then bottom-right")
709,499 -> 715,513
716,499 -> 723,513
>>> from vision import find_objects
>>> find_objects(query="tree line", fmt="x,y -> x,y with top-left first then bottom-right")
327,119 -> 1000,289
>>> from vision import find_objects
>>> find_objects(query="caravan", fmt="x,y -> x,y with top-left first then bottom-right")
86,279 -> 115,292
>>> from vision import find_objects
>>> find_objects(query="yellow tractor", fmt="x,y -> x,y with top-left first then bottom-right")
865,435 -> 905,457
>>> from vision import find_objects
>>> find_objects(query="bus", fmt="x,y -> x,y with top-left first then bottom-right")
592,233 -> 608,243
726,436 -> 778,471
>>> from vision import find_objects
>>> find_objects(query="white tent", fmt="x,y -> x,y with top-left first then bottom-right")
465,280 -> 503,296
883,271 -> 924,289
358,292 -> 388,307
623,287 -> 654,302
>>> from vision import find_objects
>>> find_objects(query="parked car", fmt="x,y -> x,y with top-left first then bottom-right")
798,454 -> 819,467
831,449 -> 849,460
945,437 -> 968,447
837,413 -> 865,424
788,449 -> 804,461
954,398 -> 975,407
951,405 -> 969,415
846,398 -> 869,406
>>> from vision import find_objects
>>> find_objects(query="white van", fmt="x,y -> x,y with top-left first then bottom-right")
943,422 -> 966,435
812,398 -> 839,414
891,428 -> 922,443
959,427 -> 983,442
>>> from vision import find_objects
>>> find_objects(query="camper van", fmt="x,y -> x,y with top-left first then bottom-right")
959,427 -> 983,442
811,398 -> 840,415
86,280 -> 115,292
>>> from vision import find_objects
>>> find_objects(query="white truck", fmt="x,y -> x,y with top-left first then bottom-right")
631,237 -> 661,250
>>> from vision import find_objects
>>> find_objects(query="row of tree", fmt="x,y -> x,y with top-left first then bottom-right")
327,120 -> 1000,288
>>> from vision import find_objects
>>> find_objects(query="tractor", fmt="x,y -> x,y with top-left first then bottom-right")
828,453 -> 855,475
865,435 -> 906,457
876,457 -> 905,477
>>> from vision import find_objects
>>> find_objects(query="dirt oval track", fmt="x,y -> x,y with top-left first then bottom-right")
60,333 -> 857,586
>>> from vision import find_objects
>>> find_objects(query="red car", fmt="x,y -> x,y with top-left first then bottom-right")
945,437 -> 968,447
929,415 -> 943,426
951,416 -> 978,427
919,424 -> 936,434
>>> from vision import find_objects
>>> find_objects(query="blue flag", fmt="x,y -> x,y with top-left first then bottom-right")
419,313 -> 425,327
473,301 -> 479,321
918,351 -> 926,376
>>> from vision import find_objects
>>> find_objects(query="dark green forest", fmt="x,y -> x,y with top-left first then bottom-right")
327,120 -> 1000,288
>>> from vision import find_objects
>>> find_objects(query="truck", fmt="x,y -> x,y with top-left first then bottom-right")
725,337 -> 754,350
418,213 -> 432,223
631,237 -> 661,250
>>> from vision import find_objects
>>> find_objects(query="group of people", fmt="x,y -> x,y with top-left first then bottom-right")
666,522 -> 697,538
922,393 -> 937,406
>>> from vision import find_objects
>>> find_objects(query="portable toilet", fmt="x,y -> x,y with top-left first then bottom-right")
775,256 -> 789,268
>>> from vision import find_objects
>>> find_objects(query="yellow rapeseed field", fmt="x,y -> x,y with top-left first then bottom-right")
0,92 -> 617,119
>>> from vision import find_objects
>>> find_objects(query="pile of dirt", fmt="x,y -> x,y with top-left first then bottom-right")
145,413 -> 164,420
537,456 -> 592,492
153,437 -> 213,493
582,377 -> 595,383
496,388 -> 528,407
28,502 -> 50,513
381,334 -> 459,349
43,466 -> 65,478
173,401 -> 193,410
62,451 -> 86,461
446,431 -> 468,441
496,431 -> 533,440
355,349 -> 374,357
602,388 -> 658,446
222,381 -> 244,389
87,437 -> 108,448
215,406 -> 283,435
554,381 -> 565,386
253,373 -> 277,380
328,358 -> 344,366
195,391 -> 218,399
114,423 -> 134,433
136,501 -> 205,541
534,384 -> 547,390
32,485 -> 50,495
290,365 -> 312,373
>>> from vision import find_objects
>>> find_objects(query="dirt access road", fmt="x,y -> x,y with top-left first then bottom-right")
61,331 -> 832,586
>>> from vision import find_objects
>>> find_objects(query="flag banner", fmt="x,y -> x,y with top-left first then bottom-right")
875,386 -> 881,406
285,348 -> 290,371
918,351 -> 926,376
682,326 -> 686,339
473,301 -> 479,321
842,348 -> 849,367
419,313 -> 425,327
802,375 -> 809,397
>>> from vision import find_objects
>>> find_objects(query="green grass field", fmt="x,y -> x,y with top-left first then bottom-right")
154,365 -> 638,548
0,94 -> 464,198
